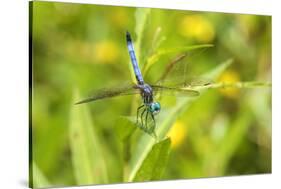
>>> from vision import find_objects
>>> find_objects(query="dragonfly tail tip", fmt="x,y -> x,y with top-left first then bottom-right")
126,30 -> 131,41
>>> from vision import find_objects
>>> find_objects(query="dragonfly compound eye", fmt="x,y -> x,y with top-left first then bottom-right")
149,102 -> 161,115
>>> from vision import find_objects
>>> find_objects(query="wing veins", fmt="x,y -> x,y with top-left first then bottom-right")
75,85 -> 139,105
151,84 -> 200,96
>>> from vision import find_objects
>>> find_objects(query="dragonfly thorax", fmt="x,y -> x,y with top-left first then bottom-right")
138,83 -> 154,104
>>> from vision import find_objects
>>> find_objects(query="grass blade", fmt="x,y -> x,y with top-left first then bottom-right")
114,116 -> 137,181
69,90 -> 108,185
149,27 -> 166,56
127,8 -> 151,83
31,162 -> 51,188
134,8 -> 151,62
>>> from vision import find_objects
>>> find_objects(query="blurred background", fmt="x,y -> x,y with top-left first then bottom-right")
31,1 -> 271,187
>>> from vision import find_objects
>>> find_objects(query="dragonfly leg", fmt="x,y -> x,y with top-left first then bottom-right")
142,96 -> 147,104
145,110 -> 149,132
151,113 -> 155,125
150,114 -> 156,132
150,113 -> 157,139
140,108 -> 147,129
136,104 -> 145,125
143,94 -> 150,105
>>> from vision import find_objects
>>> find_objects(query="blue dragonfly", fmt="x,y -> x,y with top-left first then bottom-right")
76,31 -> 201,136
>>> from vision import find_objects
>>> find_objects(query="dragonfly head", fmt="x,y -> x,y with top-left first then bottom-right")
149,102 -> 161,115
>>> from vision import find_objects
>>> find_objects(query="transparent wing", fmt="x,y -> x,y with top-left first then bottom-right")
153,47 -> 212,86
156,53 -> 188,83
75,84 -> 140,105
157,76 -> 213,88
151,84 -> 200,97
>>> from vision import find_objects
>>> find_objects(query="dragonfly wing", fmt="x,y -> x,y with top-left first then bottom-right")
145,47 -> 212,87
151,84 -> 200,97
157,76 -> 213,88
75,84 -> 139,105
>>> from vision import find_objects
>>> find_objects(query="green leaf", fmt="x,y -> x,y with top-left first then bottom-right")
128,58 -> 232,181
114,116 -> 137,181
133,138 -> 171,181
202,58 -> 233,79
127,8 -> 151,83
31,162 -> 51,188
143,44 -> 214,75
69,90 -> 108,185
134,8 -> 151,60
114,116 -> 136,141
149,27 -> 166,56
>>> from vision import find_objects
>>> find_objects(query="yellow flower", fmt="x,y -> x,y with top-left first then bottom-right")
167,121 -> 187,149
218,70 -> 240,99
94,41 -> 119,64
178,15 -> 215,43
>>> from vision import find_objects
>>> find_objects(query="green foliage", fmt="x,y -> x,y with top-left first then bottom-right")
134,8 -> 151,59
30,1 -> 271,188
129,8 -> 151,82
69,90 -> 108,184
128,58 -> 234,181
212,105 -> 253,174
115,116 -> 137,141
133,138 -> 171,181
31,162 -> 51,188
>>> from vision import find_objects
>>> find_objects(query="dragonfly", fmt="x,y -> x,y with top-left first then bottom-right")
75,31 -> 201,136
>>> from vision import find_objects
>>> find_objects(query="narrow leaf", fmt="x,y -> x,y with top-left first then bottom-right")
202,58 -> 233,79
149,27 -> 166,56
114,116 -> 137,181
127,8 -> 151,83
114,116 -> 136,141
31,162 -> 51,188
69,90 -> 108,185
134,8 -> 151,60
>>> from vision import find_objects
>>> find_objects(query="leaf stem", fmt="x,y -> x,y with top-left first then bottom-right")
122,124 -> 136,182
123,138 -> 131,182
185,81 -> 271,91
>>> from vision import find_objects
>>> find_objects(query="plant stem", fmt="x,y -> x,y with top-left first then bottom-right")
122,128 -> 136,182
185,81 -> 271,91
123,138 -> 130,182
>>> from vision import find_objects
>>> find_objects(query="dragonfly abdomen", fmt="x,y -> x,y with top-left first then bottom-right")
126,31 -> 144,85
